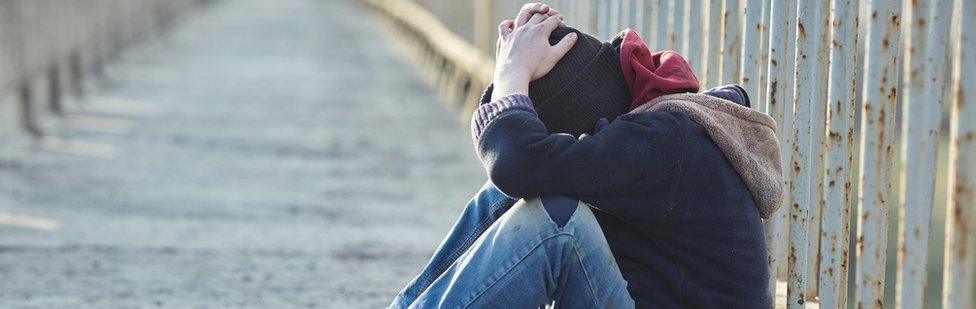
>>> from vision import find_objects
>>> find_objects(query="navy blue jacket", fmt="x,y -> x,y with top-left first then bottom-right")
471,87 -> 773,308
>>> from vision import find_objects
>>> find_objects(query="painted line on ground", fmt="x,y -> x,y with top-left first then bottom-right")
63,115 -> 136,135
0,212 -> 60,231
83,96 -> 160,118
39,136 -> 120,159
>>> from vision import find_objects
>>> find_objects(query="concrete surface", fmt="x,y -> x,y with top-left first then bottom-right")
0,0 -> 485,307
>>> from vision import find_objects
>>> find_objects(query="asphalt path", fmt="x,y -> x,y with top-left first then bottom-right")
0,0 -> 485,307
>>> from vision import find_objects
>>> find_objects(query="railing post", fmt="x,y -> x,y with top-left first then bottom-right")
943,1 -> 976,308
896,0 -> 953,307
818,0 -> 860,307
703,0 -> 723,87
719,0 -> 741,85
598,0 -> 611,39
855,0 -> 902,307
670,0 -> 685,52
739,0 -> 763,111
610,0 -> 621,34
763,0 -> 797,302
787,0 -> 829,306
655,0 -> 670,50
754,0 -> 770,111
684,0 -> 704,77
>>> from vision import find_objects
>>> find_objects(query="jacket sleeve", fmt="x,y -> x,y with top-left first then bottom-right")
472,94 -> 686,199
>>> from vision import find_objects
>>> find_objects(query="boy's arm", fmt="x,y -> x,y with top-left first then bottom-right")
473,93 -> 686,199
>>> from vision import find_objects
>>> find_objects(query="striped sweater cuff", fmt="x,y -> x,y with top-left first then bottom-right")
471,93 -> 536,142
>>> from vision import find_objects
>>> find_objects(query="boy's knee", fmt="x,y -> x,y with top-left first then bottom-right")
539,195 -> 579,228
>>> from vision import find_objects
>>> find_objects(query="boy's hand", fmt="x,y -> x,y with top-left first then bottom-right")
491,4 -> 576,101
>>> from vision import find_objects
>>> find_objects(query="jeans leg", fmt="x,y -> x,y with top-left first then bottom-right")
390,181 -> 517,308
411,197 -> 634,309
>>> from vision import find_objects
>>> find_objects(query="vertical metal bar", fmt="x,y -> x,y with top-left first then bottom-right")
613,0 -> 623,33
656,0 -> 670,50
634,0 -> 646,34
763,0 -> 797,300
943,1 -> 976,307
740,0 -> 763,110
619,0 -> 631,29
819,0 -> 860,307
685,0 -> 704,77
805,0 -> 832,300
671,0 -> 686,52
643,0 -> 655,46
787,0 -> 829,306
720,0 -> 741,85
704,0 -> 723,87
855,0 -> 902,307
598,0 -> 610,39
896,0 -> 952,307
755,0 -> 771,112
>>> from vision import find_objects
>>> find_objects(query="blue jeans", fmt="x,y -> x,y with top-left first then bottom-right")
390,182 -> 633,308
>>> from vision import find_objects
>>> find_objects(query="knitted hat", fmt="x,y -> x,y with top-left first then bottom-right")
527,27 -> 632,136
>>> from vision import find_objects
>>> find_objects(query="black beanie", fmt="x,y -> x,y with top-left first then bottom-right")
528,27 -> 632,136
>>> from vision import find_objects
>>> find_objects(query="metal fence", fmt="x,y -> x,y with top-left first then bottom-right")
364,0 -> 976,308
0,0 -> 197,138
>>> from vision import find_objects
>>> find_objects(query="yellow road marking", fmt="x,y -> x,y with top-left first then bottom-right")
0,212 -> 60,231
64,115 -> 136,135
83,96 -> 160,117
39,136 -> 120,159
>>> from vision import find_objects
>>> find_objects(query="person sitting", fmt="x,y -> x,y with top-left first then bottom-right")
391,4 -> 783,308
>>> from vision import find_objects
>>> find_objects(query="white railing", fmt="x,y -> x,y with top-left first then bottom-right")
0,0 -> 196,137
365,0 -> 975,308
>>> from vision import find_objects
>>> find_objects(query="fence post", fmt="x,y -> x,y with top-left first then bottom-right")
762,0 -> 797,300
655,0 -> 671,50
806,0 -> 832,301
739,0 -> 763,111
754,0 -> 770,112
684,0 -> 704,77
855,0 -> 902,307
896,0 -> 953,307
703,0 -> 722,87
818,0 -> 860,307
670,0 -> 685,52
787,0 -> 829,306
943,1 -> 976,308
719,0 -> 740,85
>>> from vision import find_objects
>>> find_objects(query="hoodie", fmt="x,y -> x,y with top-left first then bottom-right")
471,86 -> 782,307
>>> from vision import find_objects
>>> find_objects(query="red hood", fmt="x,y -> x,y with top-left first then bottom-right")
617,29 -> 700,110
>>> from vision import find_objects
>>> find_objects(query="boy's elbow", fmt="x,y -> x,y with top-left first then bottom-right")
486,156 -> 533,198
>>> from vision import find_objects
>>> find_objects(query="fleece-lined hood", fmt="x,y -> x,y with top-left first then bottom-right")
631,92 -> 783,219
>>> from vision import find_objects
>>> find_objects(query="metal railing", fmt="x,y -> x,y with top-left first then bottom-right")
0,0 -> 197,138
364,0 -> 976,308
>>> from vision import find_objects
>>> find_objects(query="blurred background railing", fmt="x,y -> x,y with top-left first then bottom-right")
0,0 -> 198,139
362,0 -> 975,308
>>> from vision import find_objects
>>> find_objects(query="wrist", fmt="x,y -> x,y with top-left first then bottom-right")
491,69 -> 531,101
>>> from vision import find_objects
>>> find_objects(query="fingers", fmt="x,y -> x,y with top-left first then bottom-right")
498,20 -> 514,38
527,12 -> 548,25
541,13 -> 563,31
516,3 -> 548,27
551,32 -> 577,58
